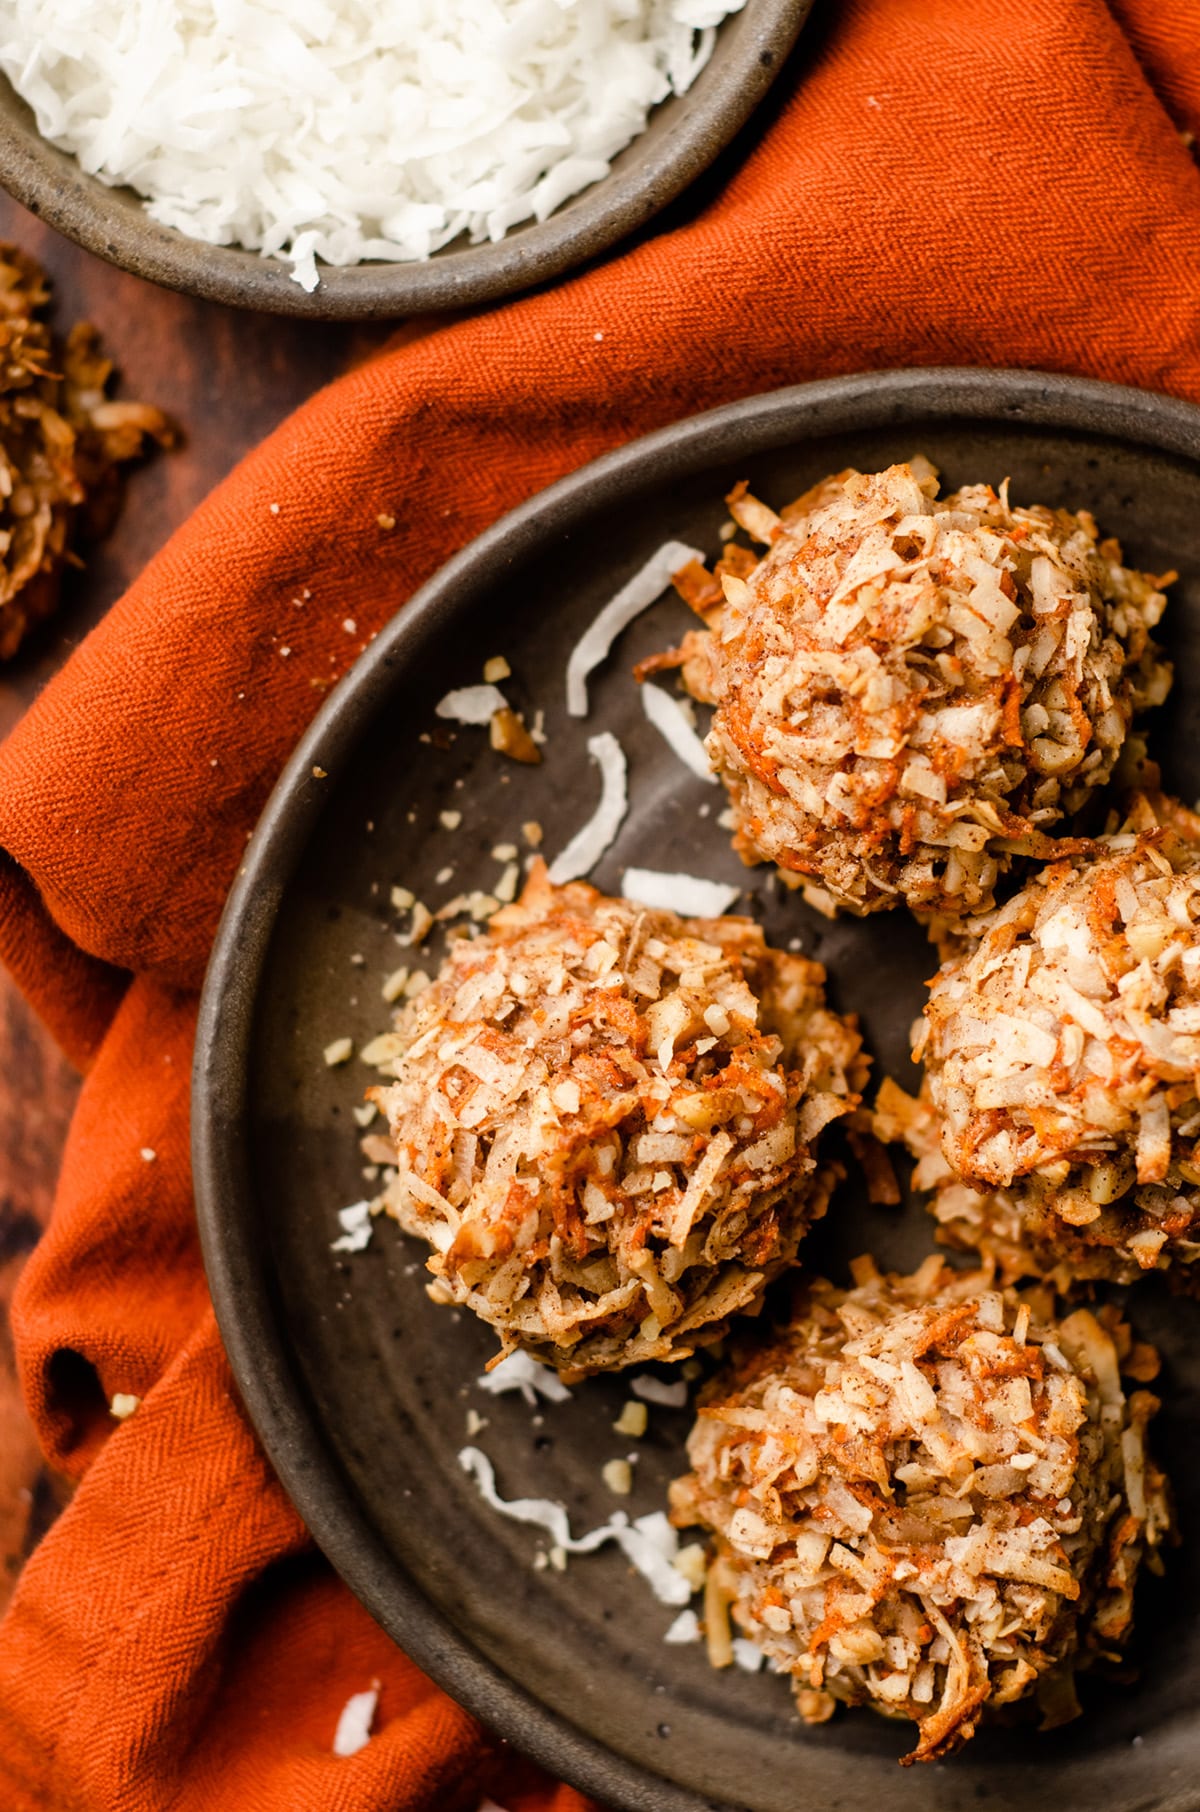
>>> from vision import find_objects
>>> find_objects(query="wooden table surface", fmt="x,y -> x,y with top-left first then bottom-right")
0,192 -> 402,1612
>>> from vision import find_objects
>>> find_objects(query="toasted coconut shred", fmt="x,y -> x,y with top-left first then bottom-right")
903,790 -> 1200,1286
367,860 -> 866,1375
657,461 -> 1171,920
669,1258 -> 1171,1764
0,243 -> 172,658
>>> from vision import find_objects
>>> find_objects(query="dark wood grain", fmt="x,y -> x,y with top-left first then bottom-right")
0,190 -> 402,1610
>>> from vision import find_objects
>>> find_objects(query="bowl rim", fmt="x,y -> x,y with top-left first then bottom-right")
193,366 -> 1200,1810
0,0 -> 811,320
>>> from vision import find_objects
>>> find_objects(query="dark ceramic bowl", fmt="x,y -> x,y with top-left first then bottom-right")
0,0 -> 810,320
195,368 -> 1200,1812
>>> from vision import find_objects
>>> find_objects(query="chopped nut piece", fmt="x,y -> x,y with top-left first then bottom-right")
490,707 -> 542,765
401,902 -> 433,947
493,861 -> 520,904
323,1036 -> 354,1066
439,810 -> 462,831
390,885 -> 415,912
110,1393 -> 141,1419
522,821 -> 544,848
602,1458 -> 633,1496
672,1542 -> 707,1592
483,656 -> 511,682
614,1400 -> 649,1439
381,967 -> 410,1003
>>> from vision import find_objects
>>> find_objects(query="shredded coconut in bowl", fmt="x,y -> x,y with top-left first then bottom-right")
651,462 -> 1172,921
670,1255 -> 1171,1764
366,859 -> 867,1377
0,0 -> 745,292
899,789 -> 1200,1287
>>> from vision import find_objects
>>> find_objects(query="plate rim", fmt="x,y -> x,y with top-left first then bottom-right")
193,366 -> 1200,1811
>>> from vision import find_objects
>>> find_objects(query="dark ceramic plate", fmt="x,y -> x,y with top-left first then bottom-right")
195,369 -> 1200,1812
0,0 -> 809,320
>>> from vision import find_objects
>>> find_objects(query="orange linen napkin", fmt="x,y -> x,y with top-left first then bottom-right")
2,1 -> 1200,1806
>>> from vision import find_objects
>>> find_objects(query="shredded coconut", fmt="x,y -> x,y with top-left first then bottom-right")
567,541 -> 703,716
622,868 -> 739,917
631,1373 -> 690,1409
664,1607 -> 702,1644
547,731 -> 628,884
476,1350 -> 572,1406
331,1199 -> 374,1252
436,685 -> 509,725
460,1445 -> 692,1604
1,2 -> 745,291
641,680 -> 717,782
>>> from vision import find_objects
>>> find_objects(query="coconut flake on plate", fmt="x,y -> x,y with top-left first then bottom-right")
621,869 -> 739,918
641,682 -> 716,782
547,732 -> 628,883
630,1373 -> 690,1408
566,541 -> 703,716
459,1446 -> 691,1605
664,1607 -> 702,1644
436,684 -> 509,725
476,1350 -> 572,1406
331,1199 -> 374,1252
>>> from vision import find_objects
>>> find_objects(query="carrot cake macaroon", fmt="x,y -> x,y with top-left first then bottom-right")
367,861 -> 866,1377
910,792 -> 1200,1286
670,1257 -> 1170,1762
653,461 -> 1171,920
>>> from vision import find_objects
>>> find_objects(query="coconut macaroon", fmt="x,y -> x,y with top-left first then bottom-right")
368,861 -> 866,1376
670,1257 -> 1170,1764
651,461 -> 1171,919
911,792 -> 1200,1286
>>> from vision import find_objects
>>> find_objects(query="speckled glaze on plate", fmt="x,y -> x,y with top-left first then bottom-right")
0,0 -> 811,320
195,369 -> 1200,1812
